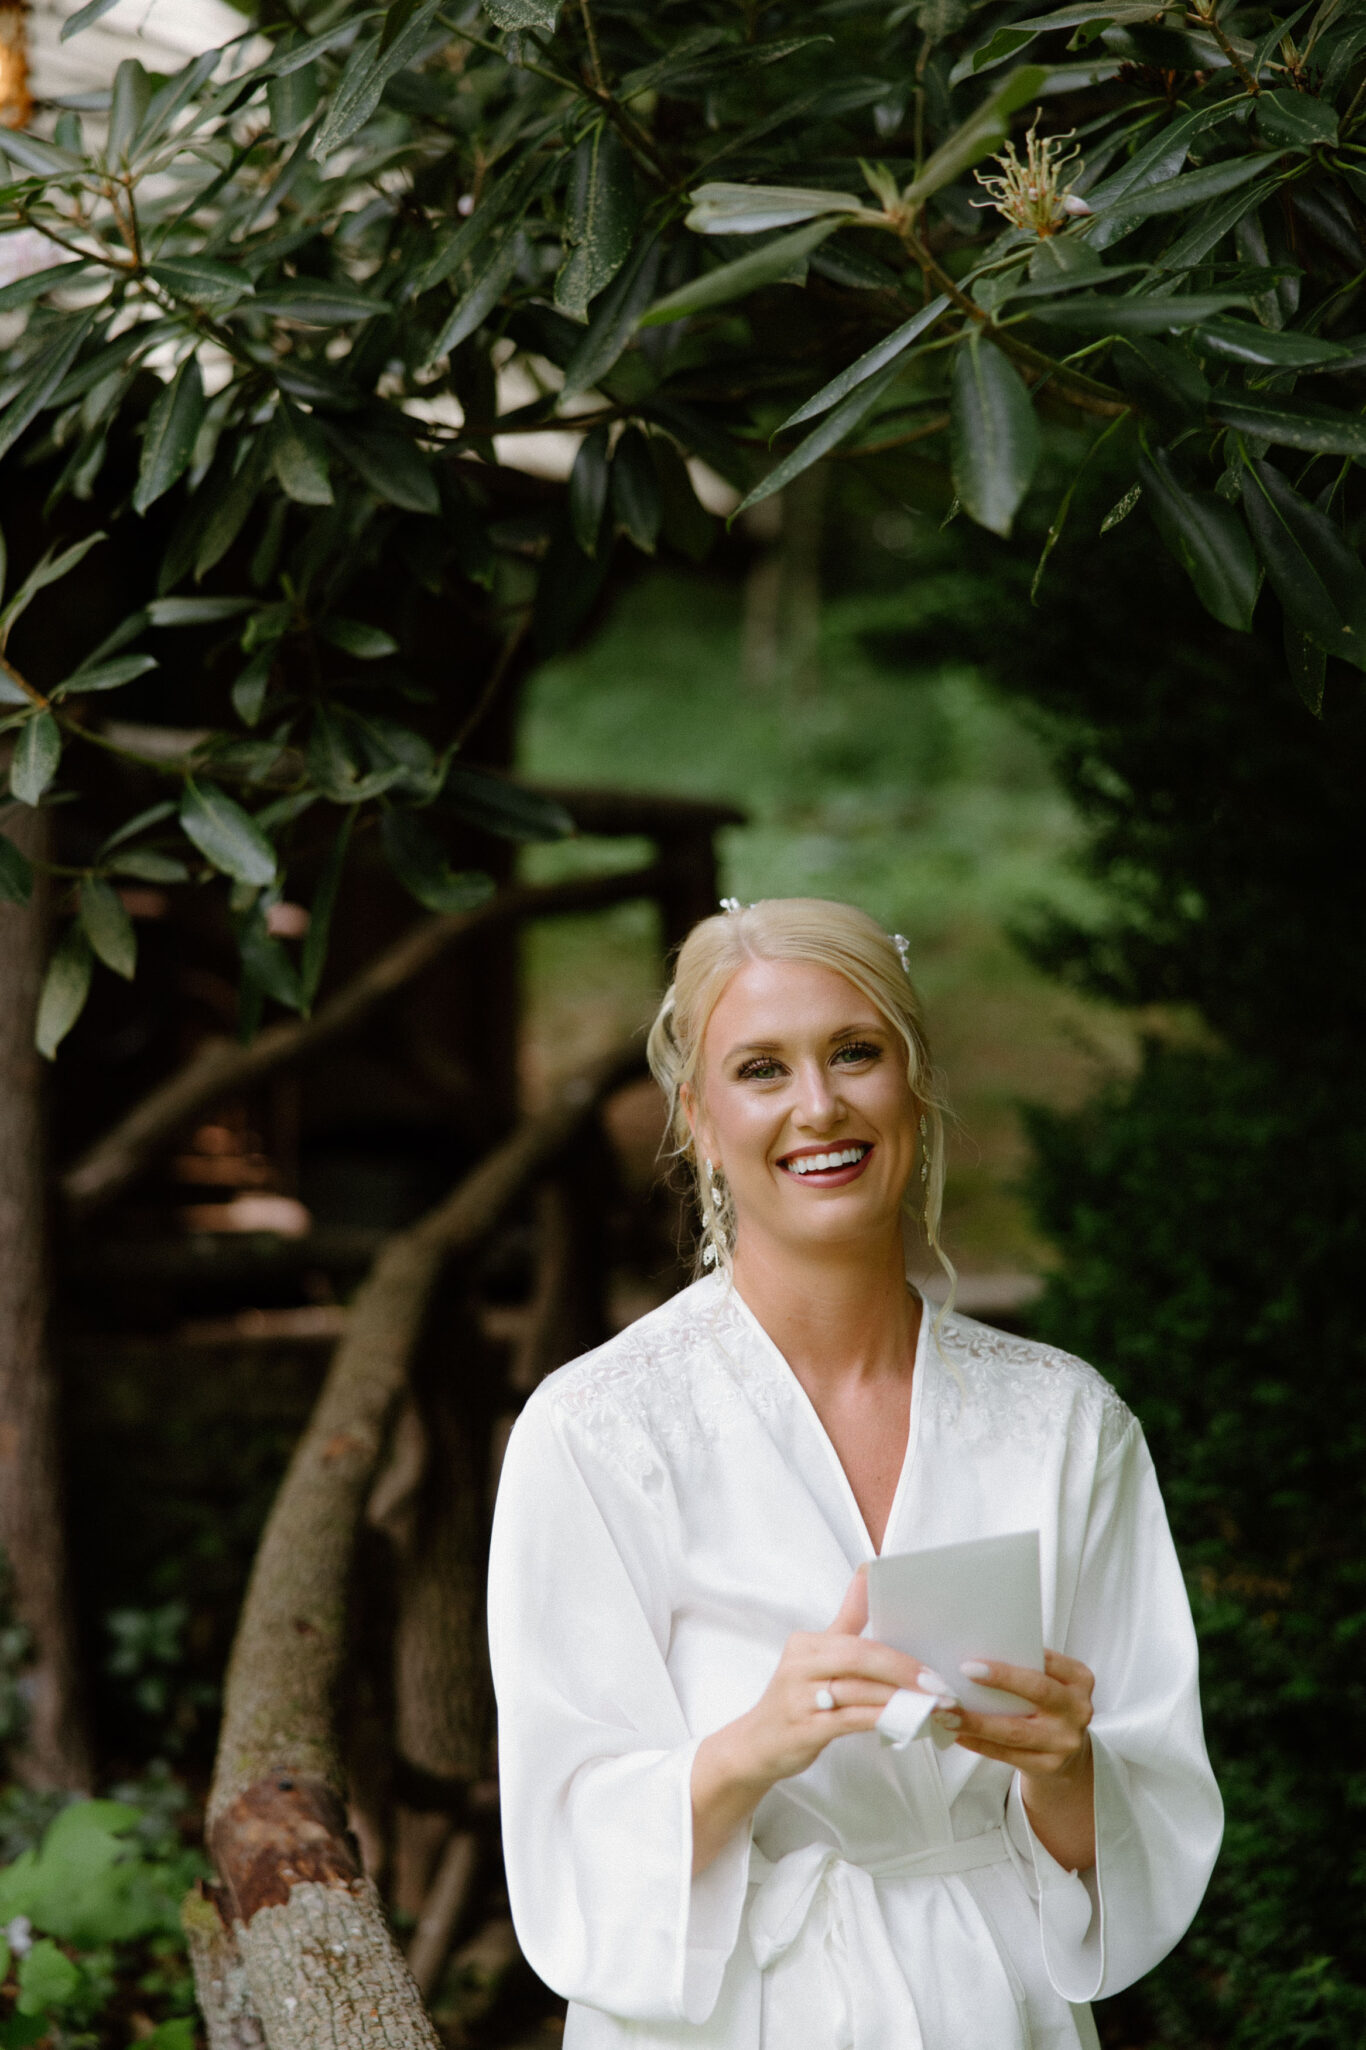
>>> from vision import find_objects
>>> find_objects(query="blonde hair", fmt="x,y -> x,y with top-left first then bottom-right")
645,897 -> 956,1306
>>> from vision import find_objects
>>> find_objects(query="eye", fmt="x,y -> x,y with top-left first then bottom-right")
832,1039 -> 881,1066
736,1055 -> 785,1081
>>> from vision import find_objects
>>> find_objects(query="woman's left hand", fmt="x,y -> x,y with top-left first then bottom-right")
945,1650 -> 1096,1871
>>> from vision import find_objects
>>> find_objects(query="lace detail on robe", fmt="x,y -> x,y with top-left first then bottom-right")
931,1310 -> 1133,1464
541,1279 -> 1131,1485
542,1279 -> 785,1489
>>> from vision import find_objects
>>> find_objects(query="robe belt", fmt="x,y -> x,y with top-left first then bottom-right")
747,1827 -> 1025,2050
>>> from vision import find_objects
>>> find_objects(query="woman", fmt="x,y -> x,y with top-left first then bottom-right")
488,897 -> 1222,2049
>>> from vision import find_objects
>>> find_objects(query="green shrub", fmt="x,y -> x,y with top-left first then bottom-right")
0,1784 -> 205,2049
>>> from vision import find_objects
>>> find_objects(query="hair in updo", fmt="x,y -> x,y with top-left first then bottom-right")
645,897 -> 955,1299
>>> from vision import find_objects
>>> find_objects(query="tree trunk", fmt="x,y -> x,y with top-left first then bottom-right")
0,804 -> 91,1789
193,1044 -> 645,2050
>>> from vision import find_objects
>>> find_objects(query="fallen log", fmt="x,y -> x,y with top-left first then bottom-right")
190,1039 -> 647,2050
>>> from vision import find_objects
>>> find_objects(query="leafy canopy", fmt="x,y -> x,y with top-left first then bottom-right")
1,0 -> 1363,1048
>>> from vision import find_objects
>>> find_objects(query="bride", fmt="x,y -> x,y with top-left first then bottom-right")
488,897 -> 1221,2049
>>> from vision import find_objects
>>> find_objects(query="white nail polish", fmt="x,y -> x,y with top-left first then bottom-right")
960,1660 -> 991,1680
915,1668 -> 950,1696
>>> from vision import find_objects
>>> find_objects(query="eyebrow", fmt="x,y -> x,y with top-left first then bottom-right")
723,1024 -> 886,1062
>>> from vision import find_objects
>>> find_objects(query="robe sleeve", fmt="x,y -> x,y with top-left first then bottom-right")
1004,1414 -> 1223,2002
487,1391 -> 753,2024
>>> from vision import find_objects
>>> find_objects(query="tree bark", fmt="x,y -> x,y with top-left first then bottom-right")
0,803 -> 91,1788
192,1043 -> 645,2050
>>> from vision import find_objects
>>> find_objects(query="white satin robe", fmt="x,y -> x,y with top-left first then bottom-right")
487,1273 -> 1222,2050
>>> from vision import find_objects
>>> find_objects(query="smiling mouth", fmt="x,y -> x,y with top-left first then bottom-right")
779,1142 -> 873,1182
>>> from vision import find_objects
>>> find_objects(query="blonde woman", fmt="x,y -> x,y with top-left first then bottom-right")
488,898 -> 1221,2050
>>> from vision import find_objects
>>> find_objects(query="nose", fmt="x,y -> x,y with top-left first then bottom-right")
791,1058 -> 843,1131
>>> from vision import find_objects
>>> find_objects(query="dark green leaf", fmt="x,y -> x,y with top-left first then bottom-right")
1158,173 -> 1283,266
147,258 -> 253,309
107,848 -> 188,883
231,646 -> 276,729
247,282 -> 389,325
271,401 -> 333,505
418,155 -> 555,294
179,781 -> 278,886
1089,152 -> 1275,227
268,60 -> 320,137
0,130 -> 84,177
61,0 -> 123,38
0,262 -> 87,314
533,521 -> 611,654
0,310 -> 98,466
97,797 -> 174,856
1084,99 -> 1250,247
1213,390 -> 1366,456
902,66 -> 1050,206
611,427 -> 662,553
556,123 -> 637,322
684,181 -> 868,235
195,435 -> 272,581
10,712 -> 61,807
268,14 -> 382,77
779,296 -> 951,433
1138,440 -> 1258,630
1025,290 -> 1253,332
78,876 -> 136,979
560,234 -> 662,403
569,424 -> 610,555
1284,617 -> 1326,714
381,809 -> 495,913
1256,89 -> 1337,148
640,219 -> 840,328
429,230 -> 524,358
311,0 -> 444,158
300,811 -> 354,1011
147,596 -> 254,626
1194,319 -> 1348,368
133,356 -> 205,515
107,59 -> 152,166
443,765 -> 574,842
735,355 -> 906,519
0,831 -> 33,905
652,438 -> 715,563
35,926 -> 92,1061
950,336 -> 1041,538
238,904 -> 303,1012
321,617 -> 398,658
1113,335 -> 1209,432
57,653 -> 157,697
1240,457 -> 1366,670
0,531 -> 106,637
322,421 -> 440,514
485,0 -> 560,28
955,0 -> 1163,79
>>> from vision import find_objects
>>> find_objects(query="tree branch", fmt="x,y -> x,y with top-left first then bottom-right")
61,864 -> 665,1216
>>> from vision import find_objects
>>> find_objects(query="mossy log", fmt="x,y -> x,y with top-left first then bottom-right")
191,1041 -> 646,2050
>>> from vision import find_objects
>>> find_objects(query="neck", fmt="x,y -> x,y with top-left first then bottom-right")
729,1223 -> 919,1392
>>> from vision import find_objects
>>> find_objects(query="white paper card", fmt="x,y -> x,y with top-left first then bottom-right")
866,1530 -> 1044,1715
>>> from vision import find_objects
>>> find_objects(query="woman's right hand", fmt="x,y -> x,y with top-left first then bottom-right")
737,1567 -> 955,1780
690,1569 -> 958,1873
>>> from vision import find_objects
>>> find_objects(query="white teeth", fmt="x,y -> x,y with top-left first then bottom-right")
786,1146 -> 868,1175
